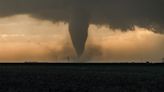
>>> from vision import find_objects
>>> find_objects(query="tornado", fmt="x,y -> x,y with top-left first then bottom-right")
0,0 -> 163,59
69,8 -> 90,57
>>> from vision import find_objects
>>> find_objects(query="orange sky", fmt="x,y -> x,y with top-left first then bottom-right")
0,14 -> 163,63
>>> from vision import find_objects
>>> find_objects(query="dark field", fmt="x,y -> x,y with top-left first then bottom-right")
0,63 -> 164,92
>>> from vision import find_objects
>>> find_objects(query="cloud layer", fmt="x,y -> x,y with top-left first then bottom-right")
0,0 -> 163,32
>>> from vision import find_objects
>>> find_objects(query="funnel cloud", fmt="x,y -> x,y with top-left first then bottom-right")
69,8 -> 90,56
0,0 -> 164,56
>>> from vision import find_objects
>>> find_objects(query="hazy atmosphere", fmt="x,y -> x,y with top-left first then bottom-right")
0,15 -> 163,63
0,0 -> 163,63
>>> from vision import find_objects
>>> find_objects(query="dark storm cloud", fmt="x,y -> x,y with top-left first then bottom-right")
0,0 -> 163,31
0,0 -> 164,56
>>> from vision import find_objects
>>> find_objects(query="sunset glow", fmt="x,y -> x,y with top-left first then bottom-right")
0,15 -> 163,62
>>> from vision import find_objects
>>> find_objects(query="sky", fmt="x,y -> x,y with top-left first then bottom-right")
0,14 -> 163,63
0,0 -> 163,63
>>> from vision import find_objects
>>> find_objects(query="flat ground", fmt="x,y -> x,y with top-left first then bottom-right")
0,63 -> 164,92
